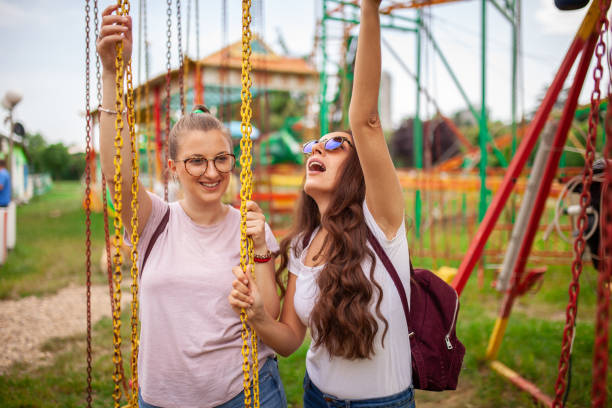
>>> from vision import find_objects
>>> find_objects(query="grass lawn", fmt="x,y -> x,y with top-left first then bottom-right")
0,181 -> 108,300
1,181 -> 609,407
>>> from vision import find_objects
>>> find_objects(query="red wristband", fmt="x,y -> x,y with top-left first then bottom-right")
253,249 -> 272,263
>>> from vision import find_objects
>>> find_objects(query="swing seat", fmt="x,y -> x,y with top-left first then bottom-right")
554,0 -> 589,10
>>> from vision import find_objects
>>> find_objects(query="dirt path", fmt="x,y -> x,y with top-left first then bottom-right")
0,284 -> 128,374
415,382 -> 477,408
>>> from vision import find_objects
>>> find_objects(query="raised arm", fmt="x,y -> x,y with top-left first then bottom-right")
349,0 -> 404,239
97,4 -> 151,235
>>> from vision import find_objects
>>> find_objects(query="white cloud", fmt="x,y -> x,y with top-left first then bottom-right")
535,0 -> 589,35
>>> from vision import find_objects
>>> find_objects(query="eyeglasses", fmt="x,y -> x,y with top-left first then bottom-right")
302,136 -> 353,155
181,154 -> 236,177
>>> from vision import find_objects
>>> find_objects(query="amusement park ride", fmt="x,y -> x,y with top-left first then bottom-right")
83,0 -> 610,407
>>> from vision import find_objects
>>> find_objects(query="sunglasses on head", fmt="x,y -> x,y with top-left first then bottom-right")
302,136 -> 353,155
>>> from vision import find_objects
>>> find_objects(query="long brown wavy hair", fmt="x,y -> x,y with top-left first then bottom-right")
276,131 -> 388,359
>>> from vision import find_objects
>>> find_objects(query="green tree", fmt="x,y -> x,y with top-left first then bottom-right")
25,132 -> 47,173
39,143 -> 85,180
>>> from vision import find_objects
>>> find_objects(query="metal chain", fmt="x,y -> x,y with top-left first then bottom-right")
84,1 -> 93,406
552,1 -> 610,405
177,0 -> 185,114
121,0 -> 141,405
165,0 -> 172,201
186,0 -> 191,57
184,0 -> 190,108
94,0 -> 129,397
195,0 -> 199,60
221,0 -> 228,122
143,0 -> 153,190
136,0 -> 143,130
591,18 -> 612,407
94,0 -> 102,106
111,0 -> 126,404
101,175 -> 115,316
239,1 -> 258,407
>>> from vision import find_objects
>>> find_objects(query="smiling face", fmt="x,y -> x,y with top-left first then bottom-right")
303,131 -> 354,202
170,129 -> 233,206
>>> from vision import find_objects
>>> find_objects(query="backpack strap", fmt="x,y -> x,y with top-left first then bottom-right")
140,207 -> 170,277
366,227 -> 412,333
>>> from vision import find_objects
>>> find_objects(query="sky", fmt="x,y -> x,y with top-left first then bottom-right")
0,0 -> 602,149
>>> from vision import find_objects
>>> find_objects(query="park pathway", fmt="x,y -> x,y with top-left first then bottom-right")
0,284 -> 127,374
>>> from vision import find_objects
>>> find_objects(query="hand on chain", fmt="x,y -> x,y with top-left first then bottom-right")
245,200 -> 267,253
97,5 -> 132,74
229,265 -> 265,323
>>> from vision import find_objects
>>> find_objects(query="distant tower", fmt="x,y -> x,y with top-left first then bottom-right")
380,70 -> 392,130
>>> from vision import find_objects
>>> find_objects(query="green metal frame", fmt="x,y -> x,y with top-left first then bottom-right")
318,0 -> 521,234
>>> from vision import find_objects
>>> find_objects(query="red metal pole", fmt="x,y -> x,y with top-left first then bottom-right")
510,29 -> 599,312
451,35 -> 584,294
194,62 -> 204,105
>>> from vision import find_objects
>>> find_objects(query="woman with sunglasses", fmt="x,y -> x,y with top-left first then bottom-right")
229,0 -> 414,406
97,5 -> 286,408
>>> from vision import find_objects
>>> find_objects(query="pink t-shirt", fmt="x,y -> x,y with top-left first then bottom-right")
131,192 -> 278,407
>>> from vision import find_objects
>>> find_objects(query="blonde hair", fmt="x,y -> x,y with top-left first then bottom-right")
168,105 -> 232,160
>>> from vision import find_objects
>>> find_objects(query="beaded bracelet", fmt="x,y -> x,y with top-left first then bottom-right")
253,249 -> 272,263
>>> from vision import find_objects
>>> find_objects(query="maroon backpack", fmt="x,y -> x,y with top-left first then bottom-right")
366,228 -> 465,391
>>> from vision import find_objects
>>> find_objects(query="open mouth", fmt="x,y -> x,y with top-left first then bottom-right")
308,159 -> 326,173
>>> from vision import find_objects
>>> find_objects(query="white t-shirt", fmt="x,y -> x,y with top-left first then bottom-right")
289,201 -> 412,399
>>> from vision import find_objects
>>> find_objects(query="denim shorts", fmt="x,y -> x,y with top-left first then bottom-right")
138,357 -> 287,408
303,370 -> 415,408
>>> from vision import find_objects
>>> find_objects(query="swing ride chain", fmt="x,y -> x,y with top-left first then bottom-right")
591,21 -> 612,408
177,0 -> 185,114
121,0 -> 142,405
165,0 -> 172,201
111,0 -> 127,405
239,0 -> 259,407
95,0 -> 102,105
84,1 -> 93,406
552,1 -> 609,406
144,0 -> 153,190
184,0 -> 190,108
94,0 -> 127,395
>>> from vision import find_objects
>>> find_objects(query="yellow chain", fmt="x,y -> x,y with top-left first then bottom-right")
145,75 -> 153,191
239,1 -> 258,407
112,0 -> 126,405
122,0 -> 141,406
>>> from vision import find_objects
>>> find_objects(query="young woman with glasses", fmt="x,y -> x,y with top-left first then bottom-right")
229,0 -> 414,406
96,5 -> 286,407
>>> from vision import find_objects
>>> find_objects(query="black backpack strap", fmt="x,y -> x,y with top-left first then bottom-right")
366,227 -> 412,333
140,207 -> 170,278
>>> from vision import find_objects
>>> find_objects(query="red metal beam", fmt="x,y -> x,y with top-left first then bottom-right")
507,30 -> 599,317
451,36 -> 584,295
452,0 -> 606,296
